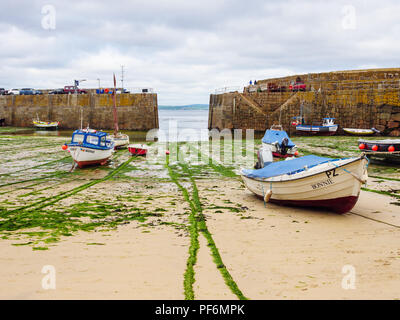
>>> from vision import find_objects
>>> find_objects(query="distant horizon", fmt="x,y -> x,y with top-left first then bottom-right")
159,103 -> 208,107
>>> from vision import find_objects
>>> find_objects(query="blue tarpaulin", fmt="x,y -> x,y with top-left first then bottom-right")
242,155 -> 339,179
262,130 -> 296,148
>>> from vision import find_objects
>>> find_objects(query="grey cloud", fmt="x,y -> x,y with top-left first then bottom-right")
0,0 -> 399,104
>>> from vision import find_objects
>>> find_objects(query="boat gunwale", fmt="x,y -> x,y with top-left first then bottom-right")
241,156 -> 365,183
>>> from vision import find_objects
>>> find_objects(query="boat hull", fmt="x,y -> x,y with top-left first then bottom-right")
33,121 -> 59,130
264,195 -> 359,214
358,139 -> 400,152
358,139 -> 400,163
109,133 -> 129,149
295,125 -> 338,136
272,152 -> 294,158
344,128 -> 374,136
68,146 -> 114,168
261,143 -> 297,158
128,144 -> 148,156
241,157 -> 367,214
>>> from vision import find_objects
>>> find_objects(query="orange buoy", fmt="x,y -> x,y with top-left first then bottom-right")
294,151 -> 299,156
372,145 -> 378,151
359,143 -> 365,150
62,144 -> 68,150
388,146 -> 395,152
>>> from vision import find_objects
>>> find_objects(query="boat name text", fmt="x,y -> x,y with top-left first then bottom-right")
311,178 -> 334,190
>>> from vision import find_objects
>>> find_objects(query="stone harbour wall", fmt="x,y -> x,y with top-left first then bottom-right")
0,93 -> 159,131
209,68 -> 400,136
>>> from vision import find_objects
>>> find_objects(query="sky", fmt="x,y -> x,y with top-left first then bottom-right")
0,0 -> 399,105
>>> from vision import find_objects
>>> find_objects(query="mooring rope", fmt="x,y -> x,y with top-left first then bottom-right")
331,158 -> 367,184
349,211 -> 400,229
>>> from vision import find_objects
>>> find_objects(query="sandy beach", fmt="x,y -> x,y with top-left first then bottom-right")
0,134 -> 399,299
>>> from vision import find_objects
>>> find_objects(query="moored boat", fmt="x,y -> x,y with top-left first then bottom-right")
63,128 -> 114,168
108,74 -> 129,149
109,133 -> 130,149
343,128 -> 379,136
260,125 -> 298,159
294,117 -> 338,136
33,120 -> 59,129
128,144 -> 148,156
241,154 -> 368,214
358,138 -> 400,163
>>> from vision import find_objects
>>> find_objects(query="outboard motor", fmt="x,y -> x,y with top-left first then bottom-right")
255,145 -> 273,169
280,137 -> 289,156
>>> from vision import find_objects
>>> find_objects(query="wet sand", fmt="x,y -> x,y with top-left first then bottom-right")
198,179 -> 400,300
1,134 -> 400,299
0,226 -> 188,299
1,178 -> 398,300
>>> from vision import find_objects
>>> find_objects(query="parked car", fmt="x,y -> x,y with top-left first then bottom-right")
8,89 -> 20,95
289,81 -> 306,92
20,88 -> 35,95
63,86 -> 87,94
267,83 -> 287,92
116,89 -> 130,94
49,88 -> 66,94
0,88 -> 7,95
33,89 -> 43,95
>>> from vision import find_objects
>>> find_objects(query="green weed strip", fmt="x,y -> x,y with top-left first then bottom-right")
182,142 -> 237,178
166,152 -> 247,300
0,156 -> 167,249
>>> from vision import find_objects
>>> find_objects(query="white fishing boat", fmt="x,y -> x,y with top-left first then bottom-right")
108,74 -> 129,149
63,128 -> 115,168
241,154 -> 368,214
109,133 -> 130,149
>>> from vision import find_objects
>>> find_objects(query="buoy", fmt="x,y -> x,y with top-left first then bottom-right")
264,190 -> 272,203
388,145 -> 395,152
62,144 -> 68,150
292,122 -> 297,126
359,143 -> 365,150
166,150 -> 170,155
372,145 -> 378,151
294,151 -> 299,156
105,88 -> 109,93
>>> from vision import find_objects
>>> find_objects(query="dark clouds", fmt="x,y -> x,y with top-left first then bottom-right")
0,0 -> 399,104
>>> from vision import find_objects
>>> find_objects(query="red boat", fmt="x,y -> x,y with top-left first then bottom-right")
128,144 -> 148,156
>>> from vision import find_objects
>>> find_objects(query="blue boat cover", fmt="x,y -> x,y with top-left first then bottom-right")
262,130 -> 296,148
242,155 -> 339,179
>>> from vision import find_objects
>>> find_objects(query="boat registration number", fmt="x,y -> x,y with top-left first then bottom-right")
325,169 -> 339,179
